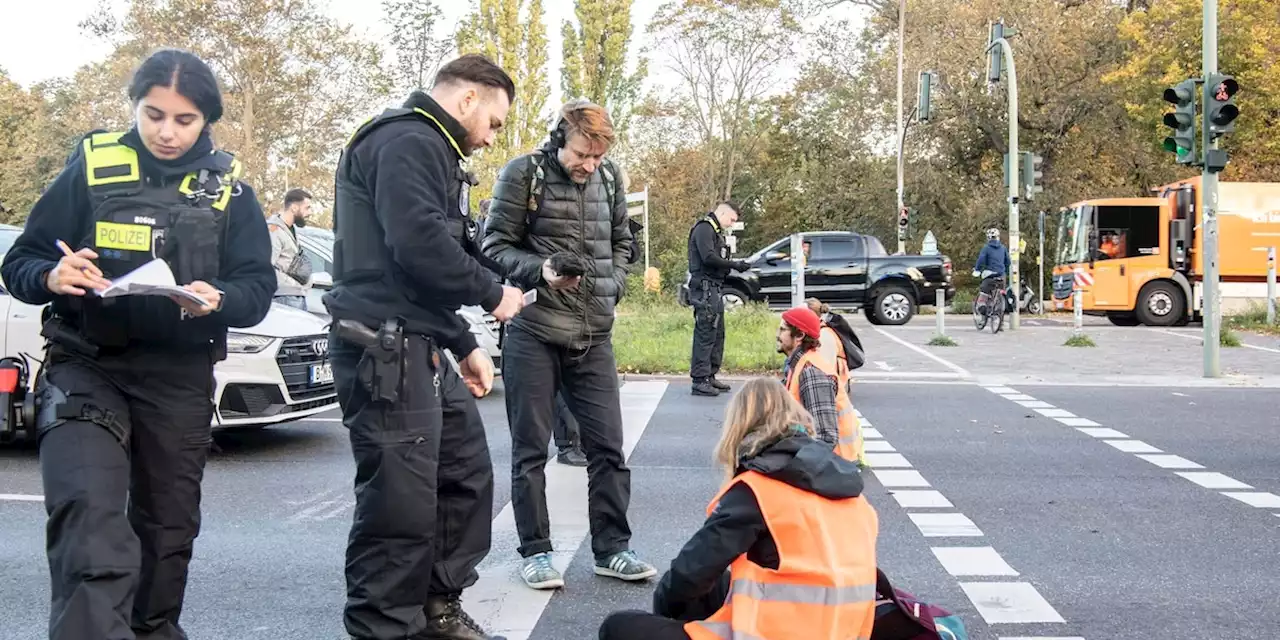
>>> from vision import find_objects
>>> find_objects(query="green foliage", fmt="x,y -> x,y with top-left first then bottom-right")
614,296 -> 782,374
1064,334 -> 1096,347
382,0 -> 453,95
560,0 -> 647,136
1219,327 -> 1242,347
928,334 -> 958,347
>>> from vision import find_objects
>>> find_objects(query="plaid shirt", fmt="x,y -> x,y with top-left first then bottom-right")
782,348 -> 840,446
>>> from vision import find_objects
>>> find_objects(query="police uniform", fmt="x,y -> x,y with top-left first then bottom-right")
686,213 -> 747,394
323,91 -> 505,640
0,127 -> 276,640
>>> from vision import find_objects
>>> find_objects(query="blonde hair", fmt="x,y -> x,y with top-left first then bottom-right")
714,378 -> 815,479
560,99 -> 616,148
805,297 -> 830,315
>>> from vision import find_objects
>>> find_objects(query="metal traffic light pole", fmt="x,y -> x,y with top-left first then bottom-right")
987,30 -> 1021,331
1202,0 -> 1220,377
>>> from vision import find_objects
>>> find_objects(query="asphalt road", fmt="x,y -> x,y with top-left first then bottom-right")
1,378 -> 1277,640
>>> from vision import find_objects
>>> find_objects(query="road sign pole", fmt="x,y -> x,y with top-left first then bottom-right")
1267,247 -> 1276,325
895,0 -> 906,255
643,185 -> 650,274
1073,285 -> 1083,336
1202,0 -> 1221,377
988,36 -> 1021,332
1038,210 -> 1045,312
790,233 -> 805,307
936,288 -> 946,337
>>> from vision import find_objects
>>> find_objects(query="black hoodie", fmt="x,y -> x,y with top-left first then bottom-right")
653,435 -> 867,618
0,128 -> 275,347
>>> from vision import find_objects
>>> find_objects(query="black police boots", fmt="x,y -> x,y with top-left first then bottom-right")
708,377 -> 731,392
417,594 -> 505,640
691,379 -> 719,396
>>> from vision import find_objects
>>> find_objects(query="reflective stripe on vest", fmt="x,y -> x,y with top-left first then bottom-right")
685,471 -> 878,640
785,349 -> 861,462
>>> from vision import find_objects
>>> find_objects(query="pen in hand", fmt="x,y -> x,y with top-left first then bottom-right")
50,239 -> 110,295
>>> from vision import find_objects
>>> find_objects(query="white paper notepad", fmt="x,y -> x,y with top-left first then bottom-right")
97,259 -> 209,306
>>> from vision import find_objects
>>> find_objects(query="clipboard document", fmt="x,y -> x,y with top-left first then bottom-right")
96,259 -> 210,306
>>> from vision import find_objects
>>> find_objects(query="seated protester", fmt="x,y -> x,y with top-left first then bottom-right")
805,298 -> 867,466
598,378 -> 879,640
776,306 -> 861,463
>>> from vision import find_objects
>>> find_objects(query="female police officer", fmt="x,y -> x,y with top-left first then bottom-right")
0,49 -> 275,640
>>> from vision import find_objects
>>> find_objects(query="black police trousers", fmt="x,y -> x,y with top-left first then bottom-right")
329,329 -> 494,640
501,324 -> 632,560
35,343 -> 215,640
552,391 -> 580,451
689,279 -> 725,382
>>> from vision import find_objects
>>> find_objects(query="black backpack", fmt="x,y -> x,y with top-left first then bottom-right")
826,312 -> 866,370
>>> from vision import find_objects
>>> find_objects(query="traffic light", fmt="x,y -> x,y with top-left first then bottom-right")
1162,79 -> 1197,165
987,21 -> 1005,83
1022,152 -> 1043,201
1204,73 -> 1239,137
917,71 -> 933,122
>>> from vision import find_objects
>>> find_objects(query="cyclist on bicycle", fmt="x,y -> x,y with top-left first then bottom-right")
972,228 -> 1011,314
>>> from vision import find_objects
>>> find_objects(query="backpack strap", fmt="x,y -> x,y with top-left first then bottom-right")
600,160 -> 617,208
525,152 -> 547,228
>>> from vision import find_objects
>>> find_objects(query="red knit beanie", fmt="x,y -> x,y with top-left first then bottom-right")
781,307 -> 822,339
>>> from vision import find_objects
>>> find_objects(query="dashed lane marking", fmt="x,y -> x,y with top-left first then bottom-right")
959,582 -> 1067,624
0,493 -> 43,502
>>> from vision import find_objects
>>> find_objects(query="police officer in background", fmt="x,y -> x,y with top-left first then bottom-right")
0,49 -> 276,640
322,54 -> 525,640
687,201 -> 750,396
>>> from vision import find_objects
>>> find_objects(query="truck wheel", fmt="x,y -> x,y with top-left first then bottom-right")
864,307 -> 883,325
1107,312 -> 1141,327
873,285 -> 915,325
721,287 -> 747,311
1135,281 -> 1184,327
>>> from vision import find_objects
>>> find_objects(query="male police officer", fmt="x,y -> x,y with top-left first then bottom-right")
323,54 -> 525,640
687,201 -> 750,396
483,99 -> 655,592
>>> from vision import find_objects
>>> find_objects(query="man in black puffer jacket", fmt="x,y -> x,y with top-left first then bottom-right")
483,99 -> 655,592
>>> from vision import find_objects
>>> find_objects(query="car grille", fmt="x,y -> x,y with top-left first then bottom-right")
275,335 -> 334,401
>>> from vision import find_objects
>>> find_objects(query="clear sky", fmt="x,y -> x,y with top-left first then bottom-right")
0,0 -> 668,107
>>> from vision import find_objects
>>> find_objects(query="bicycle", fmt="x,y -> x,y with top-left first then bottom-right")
972,276 -> 1006,334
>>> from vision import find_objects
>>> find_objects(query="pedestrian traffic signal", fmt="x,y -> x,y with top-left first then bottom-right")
1204,73 -> 1239,138
917,71 -> 933,122
898,207 -> 909,229
987,21 -> 1005,83
1162,79 -> 1197,166
1022,152 -> 1043,201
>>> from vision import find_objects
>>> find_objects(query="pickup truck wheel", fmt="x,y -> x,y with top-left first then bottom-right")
1135,281 -> 1184,327
873,286 -> 915,325
721,288 -> 747,311
864,307 -> 883,325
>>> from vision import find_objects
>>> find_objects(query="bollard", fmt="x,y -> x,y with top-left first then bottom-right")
1073,287 -> 1083,336
936,288 -> 946,336
1268,247 -> 1276,325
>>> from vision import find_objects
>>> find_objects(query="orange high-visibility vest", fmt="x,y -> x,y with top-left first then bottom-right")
785,349 -> 861,463
819,324 -> 850,390
684,470 -> 879,640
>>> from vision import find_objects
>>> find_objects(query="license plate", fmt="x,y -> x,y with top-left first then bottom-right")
310,362 -> 333,385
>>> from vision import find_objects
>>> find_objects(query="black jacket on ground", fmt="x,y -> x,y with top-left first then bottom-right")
687,214 -> 744,284
322,92 -> 502,356
652,435 -> 866,619
0,128 -> 275,347
482,147 -> 632,349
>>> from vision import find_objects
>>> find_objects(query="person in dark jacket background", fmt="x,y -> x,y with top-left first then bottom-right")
686,202 -> 750,397
323,54 -> 525,640
597,378 -> 879,640
973,227 -> 1011,310
483,99 -> 654,592
0,48 -> 275,640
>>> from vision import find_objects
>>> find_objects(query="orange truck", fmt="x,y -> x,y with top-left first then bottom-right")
1050,177 -> 1280,326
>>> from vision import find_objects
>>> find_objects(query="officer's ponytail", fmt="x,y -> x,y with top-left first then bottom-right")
128,49 -> 225,124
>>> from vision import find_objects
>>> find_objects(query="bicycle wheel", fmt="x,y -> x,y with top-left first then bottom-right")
990,298 -> 1005,334
972,297 -> 988,330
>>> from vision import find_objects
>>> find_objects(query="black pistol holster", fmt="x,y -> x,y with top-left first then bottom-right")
40,315 -> 101,360
335,318 -> 405,404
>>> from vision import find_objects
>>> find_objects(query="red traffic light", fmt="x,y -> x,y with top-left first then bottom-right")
1212,77 -> 1238,102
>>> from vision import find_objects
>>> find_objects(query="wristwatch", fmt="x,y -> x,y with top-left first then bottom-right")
213,288 -> 226,312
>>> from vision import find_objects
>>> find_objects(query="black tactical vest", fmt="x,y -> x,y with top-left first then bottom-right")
332,107 -> 482,296
66,131 -> 240,347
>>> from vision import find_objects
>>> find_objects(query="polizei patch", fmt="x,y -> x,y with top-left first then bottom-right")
95,222 -> 152,252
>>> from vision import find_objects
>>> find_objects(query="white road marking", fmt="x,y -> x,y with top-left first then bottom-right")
862,427 -> 883,439
1076,427 -> 1129,439
932,546 -> 1019,576
1176,472 -> 1253,490
862,440 -> 897,452
288,500 -> 343,523
0,493 -> 43,502
874,360 -> 893,371
873,327 -> 972,377
1135,454 -> 1204,469
1104,440 -> 1163,454
1057,417 -> 1101,427
909,513 -> 983,537
863,453 -> 912,468
1221,492 -> 1280,509
307,417 -> 344,422
1016,400 -> 1054,409
1002,394 -> 1037,401
890,490 -> 954,509
983,386 -> 1018,394
1034,408 -> 1076,418
872,470 -> 930,488
959,582 -> 1066,624
1000,637 -> 1086,640
1161,328 -> 1280,353
465,381 -> 666,640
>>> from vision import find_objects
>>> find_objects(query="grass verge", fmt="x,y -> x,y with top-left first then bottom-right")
1220,327 -> 1242,347
1064,334 -> 1095,347
1225,303 -> 1280,337
613,296 -> 783,375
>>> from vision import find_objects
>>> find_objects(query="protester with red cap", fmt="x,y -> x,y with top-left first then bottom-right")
776,307 -> 862,461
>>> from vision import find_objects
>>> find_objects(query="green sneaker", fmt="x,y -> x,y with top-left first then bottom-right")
520,552 -> 564,590
594,550 -> 657,582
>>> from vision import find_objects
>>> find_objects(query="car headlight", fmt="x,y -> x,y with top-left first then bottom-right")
227,333 -> 274,354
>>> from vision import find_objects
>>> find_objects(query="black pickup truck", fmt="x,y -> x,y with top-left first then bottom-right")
714,231 -> 955,325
